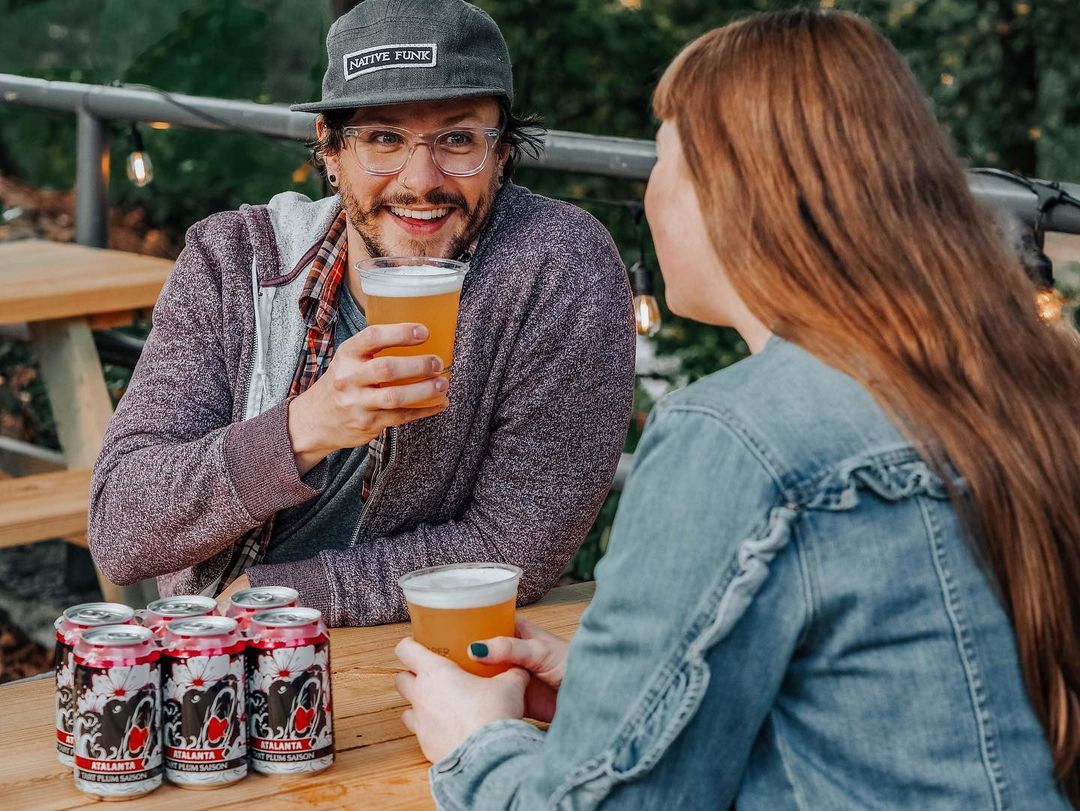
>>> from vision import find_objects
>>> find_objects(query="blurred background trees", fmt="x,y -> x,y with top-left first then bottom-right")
1,0 -> 1078,579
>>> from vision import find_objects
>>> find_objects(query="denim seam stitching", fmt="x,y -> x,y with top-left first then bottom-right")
549,503 -> 801,807
655,401 -> 795,500
770,715 -> 812,811
921,496 -> 1010,810
791,521 -> 818,649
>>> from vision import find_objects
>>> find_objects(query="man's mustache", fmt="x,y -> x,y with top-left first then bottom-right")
368,191 -> 469,213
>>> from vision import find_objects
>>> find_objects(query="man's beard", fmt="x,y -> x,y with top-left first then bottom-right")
338,171 -> 501,259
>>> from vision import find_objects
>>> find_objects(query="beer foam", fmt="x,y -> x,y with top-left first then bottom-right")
359,265 -> 465,298
401,565 -> 520,609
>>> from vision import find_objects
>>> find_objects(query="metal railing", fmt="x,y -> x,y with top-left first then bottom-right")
3,74 -> 1080,248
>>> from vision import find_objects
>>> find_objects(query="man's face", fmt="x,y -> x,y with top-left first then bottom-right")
321,97 -> 507,259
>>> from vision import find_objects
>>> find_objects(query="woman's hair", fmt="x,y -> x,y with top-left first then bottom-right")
309,99 -> 545,181
655,9 -> 1080,803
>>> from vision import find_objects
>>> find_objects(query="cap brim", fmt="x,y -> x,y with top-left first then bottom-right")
290,85 -> 511,113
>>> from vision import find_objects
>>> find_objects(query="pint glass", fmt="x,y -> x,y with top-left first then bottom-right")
355,257 -> 468,390
399,563 -> 522,677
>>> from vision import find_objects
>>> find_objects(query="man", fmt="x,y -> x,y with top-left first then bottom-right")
88,0 -> 635,626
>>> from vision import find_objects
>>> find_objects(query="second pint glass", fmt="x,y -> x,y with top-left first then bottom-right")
399,563 -> 522,677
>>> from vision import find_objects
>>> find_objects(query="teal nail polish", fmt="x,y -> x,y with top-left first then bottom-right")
469,642 -> 488,658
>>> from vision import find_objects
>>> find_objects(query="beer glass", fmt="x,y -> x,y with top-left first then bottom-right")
355,257 -> 468,397
399,563 -> 522,677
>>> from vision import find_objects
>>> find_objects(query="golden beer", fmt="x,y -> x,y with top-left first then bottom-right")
364,288 -> 461,375
399,563 -> 523,677
357,259 -> 468,403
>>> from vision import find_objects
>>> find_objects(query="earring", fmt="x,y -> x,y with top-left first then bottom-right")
328,172 -> 338,186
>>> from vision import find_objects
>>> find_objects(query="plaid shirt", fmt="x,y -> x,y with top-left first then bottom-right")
213,211 -> 474,594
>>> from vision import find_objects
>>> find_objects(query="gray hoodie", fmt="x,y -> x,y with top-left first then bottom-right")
88,183 -> 636,626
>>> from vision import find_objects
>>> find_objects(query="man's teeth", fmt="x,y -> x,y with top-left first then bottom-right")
390,206 -> 450,221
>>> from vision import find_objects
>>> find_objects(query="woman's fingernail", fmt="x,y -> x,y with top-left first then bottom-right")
413,326 -> 427,340
431,357 -> 443,373
469,642 -> 488,658
435,378 -> 449,392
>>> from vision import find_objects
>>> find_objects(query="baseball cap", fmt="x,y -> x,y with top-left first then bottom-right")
291,0 -> 513,113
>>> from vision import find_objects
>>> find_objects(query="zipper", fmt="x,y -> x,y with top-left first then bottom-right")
238,261 -> 260,421
243,260 -> 276,420
352,425 -> 400,546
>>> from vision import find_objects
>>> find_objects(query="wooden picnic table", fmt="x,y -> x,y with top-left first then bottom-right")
0,239 -> 172,602
2,581 -> 594,810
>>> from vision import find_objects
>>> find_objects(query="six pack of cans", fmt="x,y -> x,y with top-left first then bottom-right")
52,587 -> 333,800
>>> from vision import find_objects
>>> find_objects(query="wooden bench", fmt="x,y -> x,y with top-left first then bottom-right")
0,467 -> 91,549
0,239 -> 172,603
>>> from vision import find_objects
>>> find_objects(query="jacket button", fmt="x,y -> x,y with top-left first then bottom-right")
435,755 -> 461,773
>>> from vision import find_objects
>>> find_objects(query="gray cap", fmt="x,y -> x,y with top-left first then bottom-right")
292,0 -> 513,114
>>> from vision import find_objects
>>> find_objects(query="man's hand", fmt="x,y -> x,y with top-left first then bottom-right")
395,637 -> 529,764
288,324 -> 450,475
215,573 -> 251,615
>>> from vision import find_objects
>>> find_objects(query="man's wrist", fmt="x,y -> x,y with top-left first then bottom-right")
287,394 -> 333,475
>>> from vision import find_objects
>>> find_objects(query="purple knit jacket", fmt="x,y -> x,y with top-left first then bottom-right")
88,184 -> 636,626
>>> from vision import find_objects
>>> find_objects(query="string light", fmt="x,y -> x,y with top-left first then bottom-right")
629,260 -> 662,337
627,205 -> 662,336
1036,288 -> 1065,324
125,123 -> 154,187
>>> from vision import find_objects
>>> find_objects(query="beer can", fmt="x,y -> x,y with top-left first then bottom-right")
226,586 -> 299,635
137,595 -> 217,639
54,603 -> 136,768
246,607 -> 334,774
161,616 -> 248,788
72,625 -> 162,800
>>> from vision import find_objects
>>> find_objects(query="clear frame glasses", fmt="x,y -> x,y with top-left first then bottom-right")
342,125 -> 502,177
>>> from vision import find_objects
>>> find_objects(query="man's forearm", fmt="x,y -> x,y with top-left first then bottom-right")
90,399 -> 324,584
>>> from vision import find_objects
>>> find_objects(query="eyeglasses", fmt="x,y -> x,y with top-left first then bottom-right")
341,125 -> 502,177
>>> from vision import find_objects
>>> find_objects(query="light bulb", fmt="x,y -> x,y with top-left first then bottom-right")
126,150 -> 154,187
1036,288 -> 1064,324
634,294 -> 661,337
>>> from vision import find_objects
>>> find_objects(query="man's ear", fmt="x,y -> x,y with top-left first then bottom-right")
315,116 -> 341,181
497,142 -> 511,179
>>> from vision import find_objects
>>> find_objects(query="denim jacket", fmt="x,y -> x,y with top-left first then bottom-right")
429,337 -> 1069,810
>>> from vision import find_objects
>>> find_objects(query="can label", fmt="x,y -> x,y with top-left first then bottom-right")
73,661 -> 162,793
247,641 -> 334,770
54,639 -> 75,760
163,651 -> 247,782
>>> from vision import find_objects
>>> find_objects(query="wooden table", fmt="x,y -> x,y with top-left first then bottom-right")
2,582 -> 594,810
0,239 -> 172,602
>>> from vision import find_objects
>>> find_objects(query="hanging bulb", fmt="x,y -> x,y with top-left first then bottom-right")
1036,288 -> 1065,324
629,260 -> 662,337
125,123 -> 154,187
634,292 -> 662,337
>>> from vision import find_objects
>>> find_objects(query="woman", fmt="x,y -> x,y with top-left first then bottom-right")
395,9 -> 1080,808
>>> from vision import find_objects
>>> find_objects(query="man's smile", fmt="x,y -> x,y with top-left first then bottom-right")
385,205 -> 456,236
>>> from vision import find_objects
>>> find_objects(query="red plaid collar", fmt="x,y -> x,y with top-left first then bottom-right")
298,209 -> 350,335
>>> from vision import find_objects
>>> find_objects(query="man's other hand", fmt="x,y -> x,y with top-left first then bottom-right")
216,573 -> 251,615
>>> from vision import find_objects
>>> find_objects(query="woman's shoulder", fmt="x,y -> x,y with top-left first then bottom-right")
656,338 -> 927,504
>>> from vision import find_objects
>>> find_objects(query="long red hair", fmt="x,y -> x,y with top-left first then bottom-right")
654,9 -> 1080,803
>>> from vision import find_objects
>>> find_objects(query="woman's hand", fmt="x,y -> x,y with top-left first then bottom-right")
467,618 -> 569,723
288,324 -> 450,475
395,637 -> 530,764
